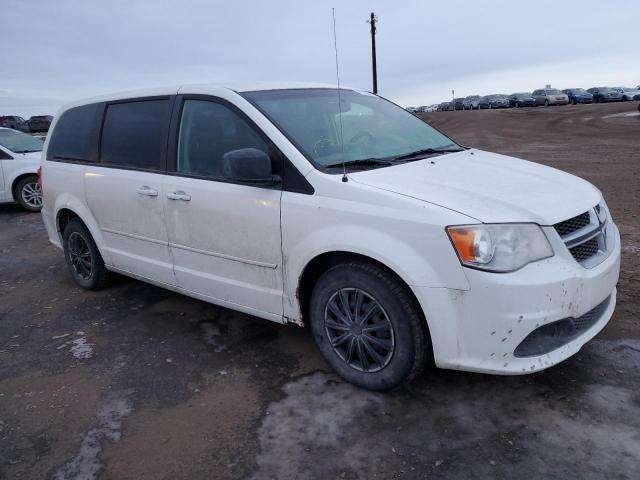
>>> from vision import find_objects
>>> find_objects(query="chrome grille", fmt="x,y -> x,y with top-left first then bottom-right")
554,211 -> 590,237
554,206 -> 608,267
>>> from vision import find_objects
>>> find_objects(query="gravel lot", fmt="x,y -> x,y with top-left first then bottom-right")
1,102 -> 639,480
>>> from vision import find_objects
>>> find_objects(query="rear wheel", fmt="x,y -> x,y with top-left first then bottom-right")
309,261 -> 429,391
63,218 -> 111,290
15,175 -> 42,212
544,99 -> 549,106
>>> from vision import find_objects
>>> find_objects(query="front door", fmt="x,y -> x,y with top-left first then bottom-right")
162,97 -> 283,317
85,98 -> 175,285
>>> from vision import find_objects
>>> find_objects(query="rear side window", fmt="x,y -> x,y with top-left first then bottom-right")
47,103 -> 101,161
100,99 -> 170,170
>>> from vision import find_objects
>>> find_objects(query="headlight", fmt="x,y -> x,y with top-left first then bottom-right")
446,224 -> 553,272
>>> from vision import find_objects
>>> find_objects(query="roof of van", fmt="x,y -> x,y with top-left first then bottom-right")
57,82 -> 355,112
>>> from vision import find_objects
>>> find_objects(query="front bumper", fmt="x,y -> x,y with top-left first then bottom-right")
413,222 -> 621,375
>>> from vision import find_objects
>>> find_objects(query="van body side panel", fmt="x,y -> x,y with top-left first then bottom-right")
84,168 -> 176,285
280,169 -> 474,322
162,176 -> 284,316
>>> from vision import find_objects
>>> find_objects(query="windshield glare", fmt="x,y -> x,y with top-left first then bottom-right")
0,129 -> 44,153
242,89 -> 459,168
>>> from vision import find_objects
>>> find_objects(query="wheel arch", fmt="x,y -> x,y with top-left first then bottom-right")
53,198 -> 111,265
295,251 -> 433,354
11,172 -> 38,200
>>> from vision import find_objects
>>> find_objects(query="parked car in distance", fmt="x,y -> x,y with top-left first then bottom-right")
587,87 -> 623,103
0,127 -> 44,211
452,98 -> 465,111
438,101 -> 452,111
405,107 -> 418,113
41,83 -> 620,391
508,92 -> 537,108
26,115 -> 53,133
462,95 -> 482,110
613,87 -> 640,101
561,88 -> 593,105
0,116 -> 30,132
479,94 -> 510,109
532,88 -> 569,106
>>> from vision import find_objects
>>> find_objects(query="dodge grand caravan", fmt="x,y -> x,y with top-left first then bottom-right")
41,83 -> 620,390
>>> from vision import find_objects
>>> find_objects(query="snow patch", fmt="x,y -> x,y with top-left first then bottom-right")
52,389 -> 134,480
70,337 -> 94,359
251,372 -> 383,479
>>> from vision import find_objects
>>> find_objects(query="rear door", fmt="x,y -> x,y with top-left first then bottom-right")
162,96 -> 284,317
84,97 -> 176,285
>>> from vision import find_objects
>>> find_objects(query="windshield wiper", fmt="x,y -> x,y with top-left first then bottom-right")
325,158 -> 394,169
392,147 -> 464,162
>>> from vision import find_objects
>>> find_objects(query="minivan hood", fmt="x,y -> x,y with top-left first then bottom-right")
349,149 -> 601,225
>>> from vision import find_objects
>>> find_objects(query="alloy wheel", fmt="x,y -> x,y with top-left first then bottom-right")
324,288 -> 395,372
67,232 -> 93,280
21,181 -> 42,208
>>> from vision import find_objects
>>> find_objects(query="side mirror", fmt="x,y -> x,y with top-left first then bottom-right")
222,148 -> 280,186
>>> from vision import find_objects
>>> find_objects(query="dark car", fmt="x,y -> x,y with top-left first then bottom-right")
462,95 -> 481,110
438,101 -> 452,111
508,92 -> 536,108
0,116 -> 30,132
452,98 -> 465,111
561,88 -> 593,105
587,87 -> 623,103
25,115 -> 53,133
479,94 -> 510,109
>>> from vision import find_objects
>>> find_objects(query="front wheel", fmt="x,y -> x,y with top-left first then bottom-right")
309,262 -> 429,391
544,99 -> 549,106
63,218 -> 111,290
15,175 -> 42,212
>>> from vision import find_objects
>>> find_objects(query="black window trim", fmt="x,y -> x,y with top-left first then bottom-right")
166,94 -> 313,195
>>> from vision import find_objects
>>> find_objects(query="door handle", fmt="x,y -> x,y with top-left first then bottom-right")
167,190 -> 191,201
136,186 -> 158,197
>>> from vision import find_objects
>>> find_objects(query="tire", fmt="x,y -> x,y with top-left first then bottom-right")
309,261 -> 429,391
14,175 -> 42,212
572,99 -> 577,105
63,218 -> 111,290
544,99 -> 549,107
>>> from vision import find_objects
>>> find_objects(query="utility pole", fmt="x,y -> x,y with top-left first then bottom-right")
367,12 -> 378,94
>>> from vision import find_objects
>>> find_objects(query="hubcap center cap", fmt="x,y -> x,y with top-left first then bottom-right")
351,324 -> 362,336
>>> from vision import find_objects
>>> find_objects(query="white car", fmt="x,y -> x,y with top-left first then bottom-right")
40,83 -> 620,390
0,127 -> 44,211
614,87 -> 640,101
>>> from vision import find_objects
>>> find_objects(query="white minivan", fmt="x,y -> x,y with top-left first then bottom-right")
0,127 -> 44,211
40,84 -> 620,390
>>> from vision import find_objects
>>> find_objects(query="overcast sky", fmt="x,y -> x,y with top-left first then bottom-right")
3,0 -> 639,117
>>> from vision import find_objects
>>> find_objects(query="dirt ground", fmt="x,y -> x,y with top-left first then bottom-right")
1,102 -> 639,480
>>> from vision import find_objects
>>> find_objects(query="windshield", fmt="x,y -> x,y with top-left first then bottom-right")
242,89 -> 459,168
0,129 -> 44,153
572,88 -> 587,94
599,87 -> 613,93
546,89 -> 562,95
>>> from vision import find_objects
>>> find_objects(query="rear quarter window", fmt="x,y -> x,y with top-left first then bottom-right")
47,103 -> 101,161
100,99 -> 170,170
